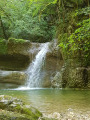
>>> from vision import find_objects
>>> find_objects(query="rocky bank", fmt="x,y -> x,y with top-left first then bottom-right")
0,95 -> 42,120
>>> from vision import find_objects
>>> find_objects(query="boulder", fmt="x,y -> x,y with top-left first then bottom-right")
0,95 -> 42,120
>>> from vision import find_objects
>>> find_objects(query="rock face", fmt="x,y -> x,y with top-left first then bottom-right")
61,59 -> 90,88
0,95 -> 42,120
43,41 -> 63,87
52,58 -> 90,88
46,41 -> 90,89
50,39 -> 90,88
0,41 -> 42,88
0,40 -> 64,88
0,71 -> 26,86
0,40 -> 42,71
0,40 -> 31,71
51,72 -> 62,88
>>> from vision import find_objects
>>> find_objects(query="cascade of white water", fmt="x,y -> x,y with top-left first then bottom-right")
25,42 -> 50,88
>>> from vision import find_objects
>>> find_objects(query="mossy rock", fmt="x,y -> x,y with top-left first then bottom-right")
0,110 -> 30,120
0,95 -> 42,120
8,38 -> 26,44
0,38 -> 31,55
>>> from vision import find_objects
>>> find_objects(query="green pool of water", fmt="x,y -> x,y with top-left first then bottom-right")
0,89 -> 90,114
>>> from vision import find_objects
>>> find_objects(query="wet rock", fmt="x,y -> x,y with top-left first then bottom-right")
47,40 -> 63,59
44,41 -> 64,87
57,59 -> 90,88
51,72 -> 62,88
0,95 -> 42,120
42,78 -> 51,88
0,71 -> 27,86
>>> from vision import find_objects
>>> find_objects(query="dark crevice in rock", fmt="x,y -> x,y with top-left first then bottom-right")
0,54 -> 30,71
83,69 -> 88,87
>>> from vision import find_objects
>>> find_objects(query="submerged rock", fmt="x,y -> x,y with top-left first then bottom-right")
39,110 -> 90,120
0,95 -> 42,120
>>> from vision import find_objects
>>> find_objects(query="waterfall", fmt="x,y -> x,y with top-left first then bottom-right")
25,42 -> 50,88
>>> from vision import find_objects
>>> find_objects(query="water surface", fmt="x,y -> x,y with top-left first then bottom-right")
0,89 -> 90,114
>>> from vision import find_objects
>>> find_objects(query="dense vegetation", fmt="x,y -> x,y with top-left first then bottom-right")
0,0 -> 90,65
0,0 -> 56,42
57,0 -> 90,66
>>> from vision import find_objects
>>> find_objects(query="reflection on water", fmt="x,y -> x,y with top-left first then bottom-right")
0,89 -> 90,114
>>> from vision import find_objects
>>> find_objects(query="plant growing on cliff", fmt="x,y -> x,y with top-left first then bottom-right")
58,1 -> 90,65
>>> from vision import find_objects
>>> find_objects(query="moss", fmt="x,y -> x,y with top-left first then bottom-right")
5,103 -> 42,119
0,38 -> 27,54
13,105 -> 42,119
0,95 -> 42,120
8,38 -> 26,44
0,39 -> 7,54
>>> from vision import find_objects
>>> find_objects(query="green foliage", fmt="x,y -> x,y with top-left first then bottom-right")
67,0 -> 84,5
28,0 -> 58,17
58,2 -> 90,65
58,33 -> 69,54
0,39 -> 7,54
0,0 -> 56,42
68,18 -> 90,65
75,7 -> 90,16
0,0 -> 90,66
